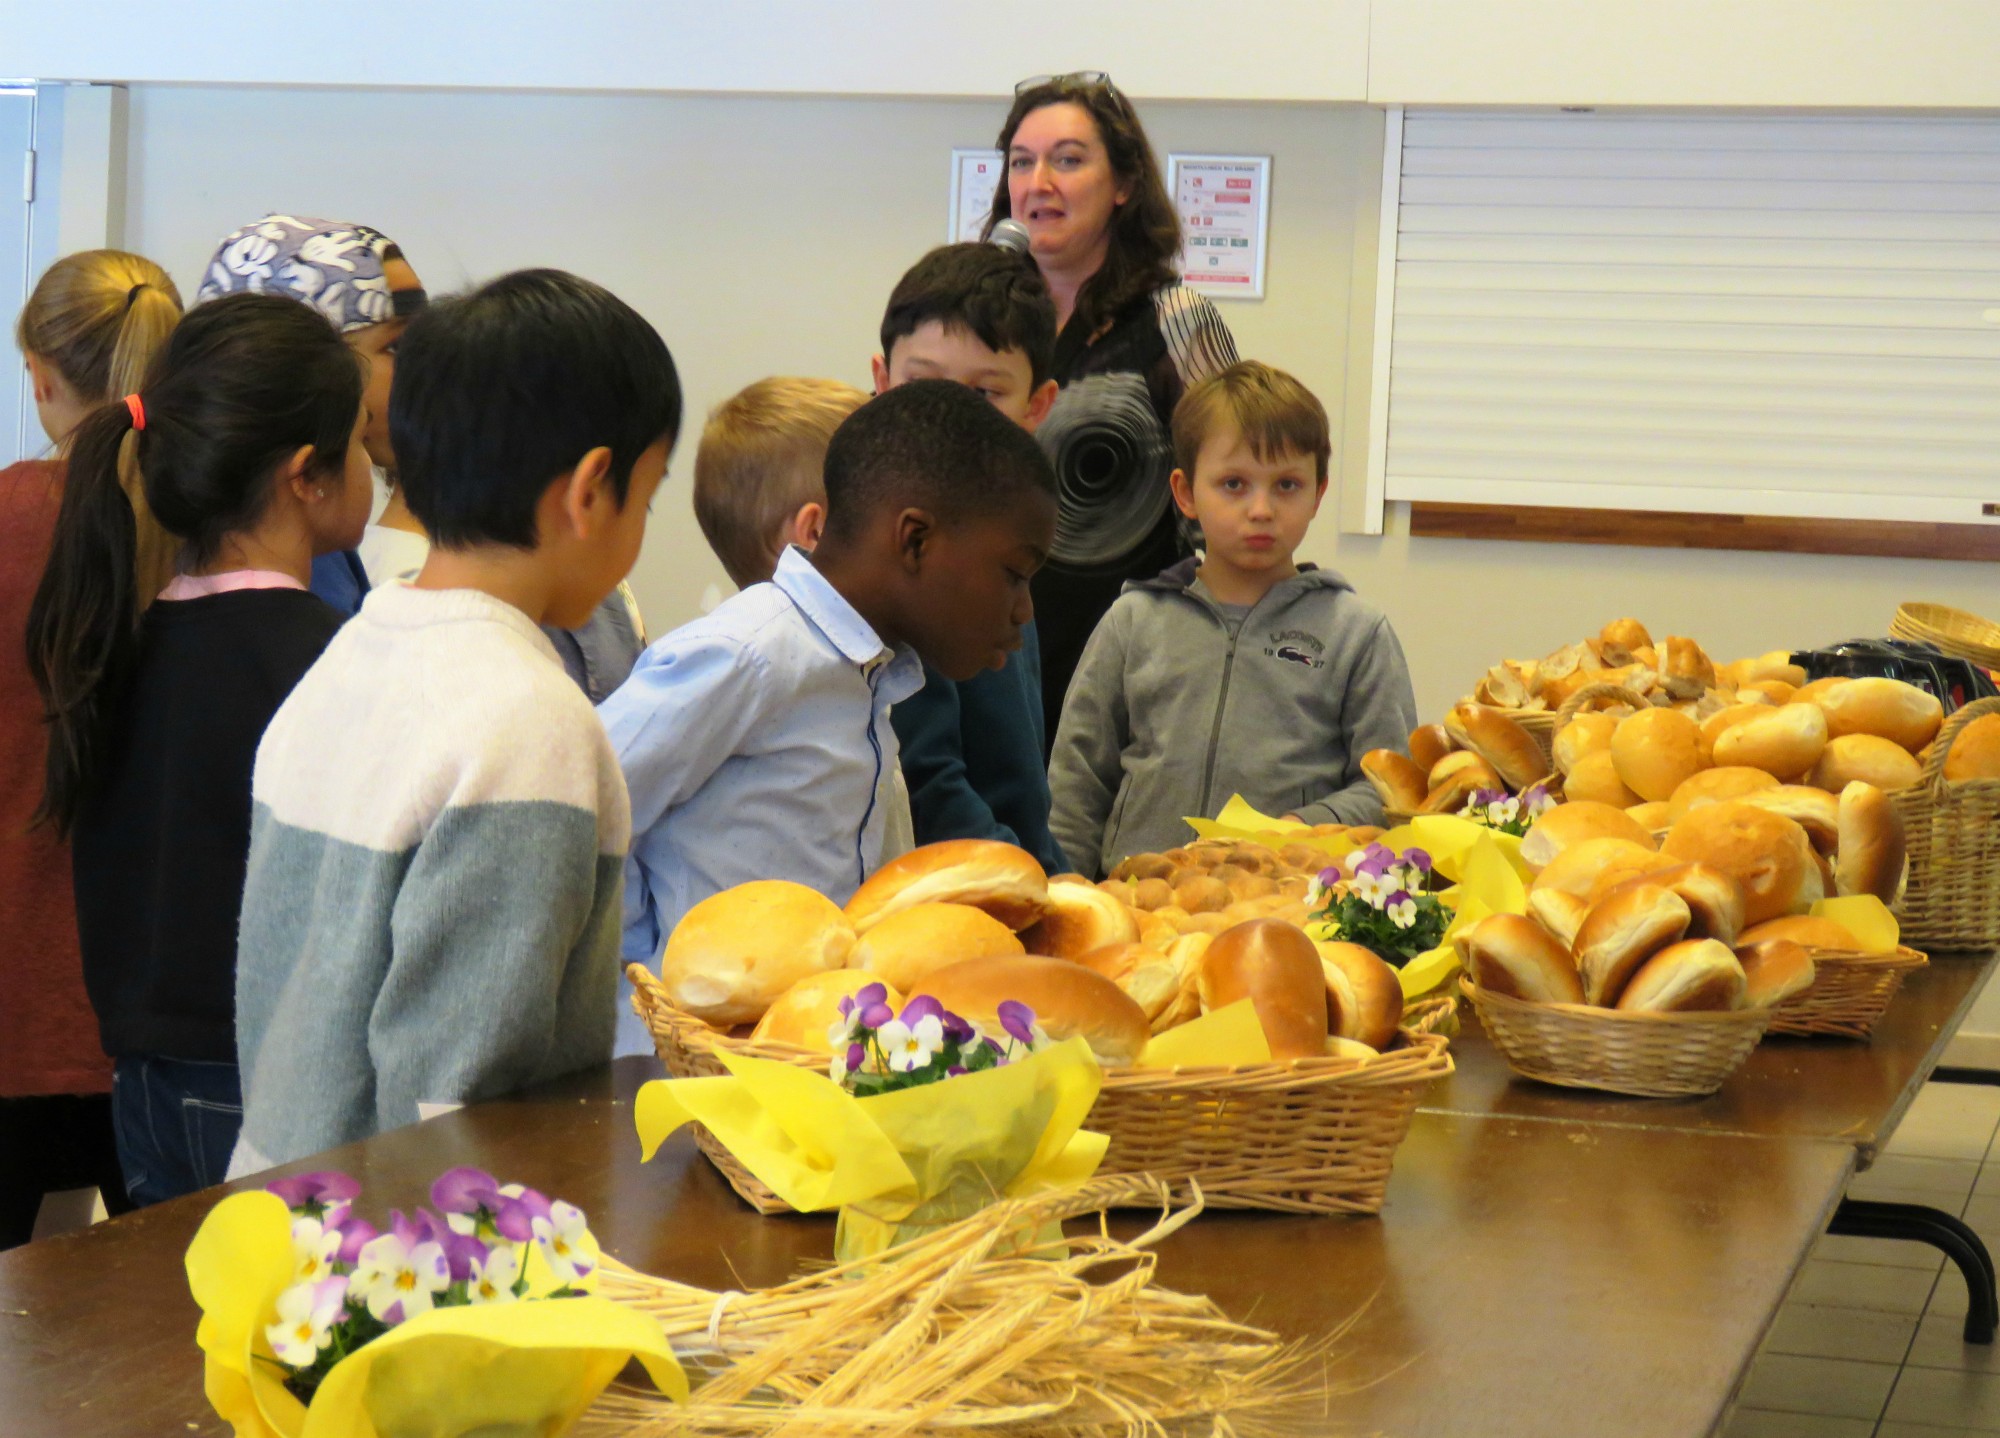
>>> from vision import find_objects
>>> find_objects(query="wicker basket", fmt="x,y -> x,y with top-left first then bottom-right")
1491,707 -> 1559,769
1891,602 -> 2000,670
1765,946 -> 1929,1040
1462,980 -> 1772,1098
1401,992 -> 1459,1040
631,966 -> 1453,1217
1890,696 -> 2000,950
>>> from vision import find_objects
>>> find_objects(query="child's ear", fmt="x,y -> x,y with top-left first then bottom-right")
1309,474 -> 1331,516
869,354 -> 891,397
556,446 -> 616,538
1024,378 -> 1060,432
280,445 -> 321,501
789,501 -> 826,551
893,506 -> 937,572
25,352 -> 56,406
1168,467 -> 1200,521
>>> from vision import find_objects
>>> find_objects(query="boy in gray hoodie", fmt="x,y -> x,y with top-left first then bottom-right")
1048,361 -> 1417,879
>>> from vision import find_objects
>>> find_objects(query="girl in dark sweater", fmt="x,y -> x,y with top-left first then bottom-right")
27,293 -> 370,1205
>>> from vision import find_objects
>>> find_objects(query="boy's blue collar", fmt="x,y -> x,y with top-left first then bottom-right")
771,545 -> 899,667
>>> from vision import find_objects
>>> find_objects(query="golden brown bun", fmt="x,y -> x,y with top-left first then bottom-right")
1518,801 -> 1658,872
1791,676 -> 1851,706
1531,836 -> 1676,902
1736,939 -> 1817,1008
1075,943 -> 1184,1022
1362,749 -> 1430,813
845,840 -> 1048,933
1660,802 -> 1816,926
1711,703 -> 1829,781
1553,712 -> 1619,776
1526,887 -> 1592,950
1611,707 -> 1705,803
1600,617 -> 1654,656
851,902 -> 1026,993
1739,680 -> 1797,706
1408,723 -> 1454,774
1473,664 -> 1535,709
1698,703 -> 1770,764
1574,880 -> 1693,1006
1736,785 -> 1841,852
1198,919 -> 1331,1060
1445,703 -> 1549,791
663,880 -> 857,1024
1836,781 -> 1907,906
1626,800 -> 1673,832
1109,852 -> 1176,883
1648,861 -> 1748,945
1423,751 -> 1503,814
1151,933 -> 1212,1032
1314,941 -> 1405,1050
1944,713 -> 2000,782
1172,872 -> 1232,915
1667,766 -> 1781,822
1133,907 -> 1178,950
918,955 -> 1150,1066
1615,939 -> 1746,1013
752,970 -> 905,1051
1019,882 -> 1141,959
1562,749 -> 1645,809
1128,877 -> 1175,911
1456,914 -> 1584,1006
1740,651 -> 1809,686
1660,636 -> 1718,699
1810,733 -> 1923,792
1738,914 -> 1862,950
1814,677 -> 1945,752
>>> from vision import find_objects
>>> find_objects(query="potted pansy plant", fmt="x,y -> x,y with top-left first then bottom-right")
1308,841 -> 1451,968
829,985 -> 1042,1094
1458,782 -> 1557,838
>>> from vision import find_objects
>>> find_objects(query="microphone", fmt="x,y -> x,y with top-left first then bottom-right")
989,218 -> 1032,255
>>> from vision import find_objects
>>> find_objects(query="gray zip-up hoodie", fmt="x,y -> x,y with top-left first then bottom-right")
1048,558 -> 1418,879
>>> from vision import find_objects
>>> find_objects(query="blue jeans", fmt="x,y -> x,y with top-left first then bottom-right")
110,1056 -> 242,1208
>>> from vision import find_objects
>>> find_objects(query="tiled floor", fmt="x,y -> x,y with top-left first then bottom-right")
1722,1081 -> 2000,1437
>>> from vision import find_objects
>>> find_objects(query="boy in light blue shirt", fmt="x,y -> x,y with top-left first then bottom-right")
601,381 -> 1057,1050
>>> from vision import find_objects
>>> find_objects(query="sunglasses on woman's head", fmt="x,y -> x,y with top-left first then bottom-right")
1015,71 -> 1111,93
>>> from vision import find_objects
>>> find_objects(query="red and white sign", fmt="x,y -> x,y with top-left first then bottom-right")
1166,154 -> 1271,300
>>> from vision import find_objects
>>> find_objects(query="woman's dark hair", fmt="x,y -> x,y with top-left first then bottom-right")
984,76 -> 1182,343
26,291 -> 362,835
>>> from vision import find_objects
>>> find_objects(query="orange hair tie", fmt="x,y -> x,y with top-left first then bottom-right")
124,393 -> 146,431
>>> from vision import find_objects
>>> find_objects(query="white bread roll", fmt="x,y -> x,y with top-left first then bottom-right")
663,880 -> 857,1024
1615,939 -> 1746,1013
1527,887 -> 1592,950
1610,707 -> 1705,803
1809,733 -> 1923,793
1151,933 -> 1212,1032
1836,781 -> 1907,906
1198,919 -> 1331,1060
1564,749 -> 1645,809
1314,941 -> 1405,1050
1739,679 -> 1797,706
1660,802 -> 1817,926
1456,913 -> 1584,1006
1445,703 -> 1550,791
1814,677 -> 1944,752
1600,617 -> 1654,659
1698,703 -> 1770,765
1408,722 -> 1454,774
1738,913 -> 1864,951
1172,871 -> 1232,915
1530,836 -> 1679,902
1422,750 -> 1503,814
752,970 -> 905,1051
1362,749 -> 1431,813
1129,877 -> 1175,912
1133,907 -> 1178,950
1660,636 -> 1717,699
1625,800 -> 1673,833
1075,942 -> 1183,1022
1711,703 -> 1828,781
850,902 -> 1026,993
1740,651 -> 1809,686
1667,766 -> 1781,823
1553,711 -> 1619,776
1574,880 -> 1693,1006
1944,713 -> 2000,781
1519,801 -> 1658,872
1649,861 -> 1748,945
845,840 -> 1048,933
1736,786 -> 1840,853
916,954 -> 1150,1065
1736,938 -> 1817,1008
1020,882 -> 1142,959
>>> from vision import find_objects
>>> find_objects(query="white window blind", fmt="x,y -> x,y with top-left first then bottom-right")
1381,111 -> 2000,526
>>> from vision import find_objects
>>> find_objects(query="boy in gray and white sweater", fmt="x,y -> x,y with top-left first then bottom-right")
1048,362 -> 1417,880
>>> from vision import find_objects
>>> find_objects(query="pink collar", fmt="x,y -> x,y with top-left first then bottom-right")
158,569 -> 308,602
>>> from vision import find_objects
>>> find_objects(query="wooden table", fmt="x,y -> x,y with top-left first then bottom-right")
0,1058 -> 1855,1438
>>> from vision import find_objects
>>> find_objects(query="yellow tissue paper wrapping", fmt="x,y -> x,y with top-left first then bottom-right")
635,1037 -> 1107,1264
1810,895 -> 1901,953
1185,796 -> 1367,864
1136,998 -> 1271,1069
184,1190 -> 685,1438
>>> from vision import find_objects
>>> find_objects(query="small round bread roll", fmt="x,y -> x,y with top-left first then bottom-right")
1518,801 -> 1658,872
1625,800 -> 1673,832
753,970 -> 905,1051
851,902 -> 1026,993
1667,766 -> 1781,823
1738,914 -> 1863,951
1736,938 -> 1817,1009
1198,919 -> 1331,1060
1315,941 -> 1405,1050
1553,711 -> 1619,776
663,880 -> 857,1024
1943,713 -> 2000,782
1182,911 -> 1236,936
1610,707 -> 1705,803
1423,750 -> 1503,815
1280,842 -> 1331,873
1660,636 -> 1718,698
1698,703 -> 1769,764
1740,651 -> 1809,686
1173,871 -> 1232,915
1408,722 -> 1454,773
1109,852 -> 1177,883
1739,679 -> 1797,706
1076,942 -> 1184,1022
1711,703 -> 1828,781
844,839 -> 1049,933
1736,785 -> 1840,853
1020,882 -> 1142,959
1809,733 -> 1923,793
1531,836 -> 1677,902
1133,907 -> 1178,950
1790,676 -> 1850,706
917,954 -> 1150,1066
1153,904 -> 1195,932
1836,781 -> 1907,905
1814,677 -> 1944,752
1525,886 -> 1591,950
1574,880 -> 1693,1006
1128,877 -> 1175,911
1455,914 -> 1584,1006
1561,749 -> 1644,809
1445,703 -> 1550,791
1615,939 -> 1746,1013
1362,749 -> 1431,813
1648,861 -> 1748,945
1601,617 -> 1654,654
1661,802 -> 1816,926
1151,932 -> 1213,1032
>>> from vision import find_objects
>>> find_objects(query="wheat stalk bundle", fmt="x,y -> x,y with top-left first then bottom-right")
579,1176 -> 1332,1437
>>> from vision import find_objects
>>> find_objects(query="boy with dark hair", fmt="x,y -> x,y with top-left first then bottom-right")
604,379 -> 1056,970
871,243 -> 1067,874
1049,360 -> 1417,879
231,268 -> 681,1169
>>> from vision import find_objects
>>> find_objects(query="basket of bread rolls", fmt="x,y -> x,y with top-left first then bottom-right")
628,839 -> 1453,1216
1889,696 -> 2000,950
1365,702 -> 1555,825
1743,913 -> 1928,1040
